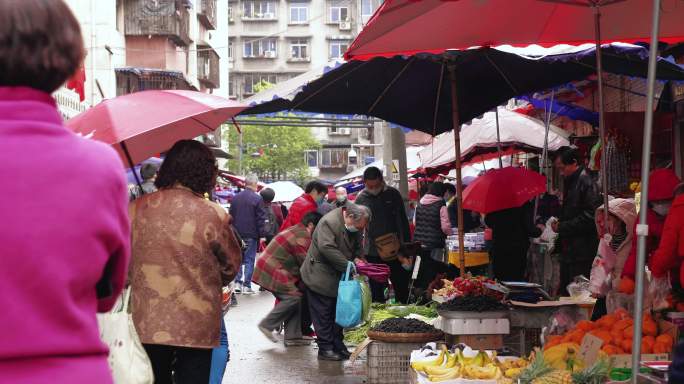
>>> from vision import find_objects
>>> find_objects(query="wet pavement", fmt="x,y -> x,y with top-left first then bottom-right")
223,289 -> 367,384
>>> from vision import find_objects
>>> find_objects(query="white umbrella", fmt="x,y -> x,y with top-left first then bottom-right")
264,181 -> 305,203
418,107 -> 569,169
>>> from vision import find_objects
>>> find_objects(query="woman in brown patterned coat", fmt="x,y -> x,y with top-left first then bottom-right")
129,140 -> 242,384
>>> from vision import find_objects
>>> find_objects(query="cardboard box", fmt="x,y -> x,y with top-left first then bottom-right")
447,334 -> 503,350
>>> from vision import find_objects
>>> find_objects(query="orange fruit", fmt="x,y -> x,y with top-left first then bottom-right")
614,308 -> 632,320
612,319 -> 633,332
621,339 -> 633,353
643,320 -> 658,337
623,326 -> 634,339
597,314 -> 617,329
653,342 -> 671,354
577,320 -> 596,331
601,345 -> 624,355
656,334 -> 674,347
610,327 -> 625,342
641,339 -> 653,354
643,335 -> 655,350
618,278 -> 635,294
590,330 -> 613,345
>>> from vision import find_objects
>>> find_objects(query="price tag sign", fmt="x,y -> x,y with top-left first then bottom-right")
579,333 -> 603,366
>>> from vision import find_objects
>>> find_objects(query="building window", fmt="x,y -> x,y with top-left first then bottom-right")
290,39 -> 309,60
243,73 -> 278,95
228,5 -> 234,22
329,5 -> 349,22
329,40 -> 349,59
289,4 -> 308,24
243,38 -> 278,58
242,1 -> 277,19
229,76 -> 236,98
361,0 -> 381,21
305,150 -> 318,167
319,148 -> 347,168
328,126 -> 351,135
228,40 -> 234,60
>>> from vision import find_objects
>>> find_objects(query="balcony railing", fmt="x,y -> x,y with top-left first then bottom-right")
115,67 -> 195,96
198,0 -> 217,30
124,0 -> 192,46
198,45 -> 220,89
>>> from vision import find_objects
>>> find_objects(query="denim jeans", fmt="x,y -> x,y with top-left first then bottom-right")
209,317 -> 229,384
236,238 -> 258,288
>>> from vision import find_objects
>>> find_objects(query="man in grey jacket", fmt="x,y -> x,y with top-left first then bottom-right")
300,203 -> 370,361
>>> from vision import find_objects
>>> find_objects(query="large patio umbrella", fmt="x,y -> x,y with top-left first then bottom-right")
67,90 -> 246,187
462,167 -> 547,214
346,0 -> 683,374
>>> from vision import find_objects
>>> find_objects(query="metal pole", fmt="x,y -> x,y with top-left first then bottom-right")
495,108 -> 504,168
631,1 -> 662,382
447,63 -> 466,277
238,129 -> 243,175
534,91 -> 555,220
594,5 -> 610,229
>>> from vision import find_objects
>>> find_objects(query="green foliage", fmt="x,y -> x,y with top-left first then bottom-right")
223,113 -> 320,181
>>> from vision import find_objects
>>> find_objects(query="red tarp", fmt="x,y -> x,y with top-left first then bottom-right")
346,0 -> 684,61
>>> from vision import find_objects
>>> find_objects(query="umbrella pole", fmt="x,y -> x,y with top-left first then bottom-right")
534,90 -> 555,221
495,108 -> 503,168
447,63 -> 466,277
121,141 -> 144,193
593,5 -> 610,229
631,1 -> 662,381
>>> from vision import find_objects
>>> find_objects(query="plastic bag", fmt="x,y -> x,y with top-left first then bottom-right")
356,275 -> 371,323
649,275 -> 672,311
567,275 -> 591,301
589,255 -> 611,297
539,217 -> 559,243
336,262 -> 362,328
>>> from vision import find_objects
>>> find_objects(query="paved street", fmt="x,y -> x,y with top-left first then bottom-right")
223,289 -> 367,384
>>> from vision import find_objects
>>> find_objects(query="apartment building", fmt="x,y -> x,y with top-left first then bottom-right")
58,0 -> 230,139
228,0 -> 383,180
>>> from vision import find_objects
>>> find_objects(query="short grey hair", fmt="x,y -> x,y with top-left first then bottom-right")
345,202 -> 371,223
245,173 -> 259,186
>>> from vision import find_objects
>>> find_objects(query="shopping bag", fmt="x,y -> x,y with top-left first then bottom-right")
356,275 -> 372,323
335,262 -> 362,328
97,287 -> 154,384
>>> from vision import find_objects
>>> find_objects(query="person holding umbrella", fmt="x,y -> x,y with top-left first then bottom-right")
129,140 -> 242,383
551,146 -> 602,294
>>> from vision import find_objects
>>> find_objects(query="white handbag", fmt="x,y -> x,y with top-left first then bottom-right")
97,287 -> 154,384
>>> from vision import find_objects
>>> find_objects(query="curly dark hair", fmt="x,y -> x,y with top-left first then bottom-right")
155,140 -> 217,195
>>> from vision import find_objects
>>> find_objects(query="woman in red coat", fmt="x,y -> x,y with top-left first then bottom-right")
650,183 -> 684,285
280,181 -> 328,231
620,169 -> 681,291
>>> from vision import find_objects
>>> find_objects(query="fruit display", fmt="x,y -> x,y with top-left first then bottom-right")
544,309 -> 675,356
432,275 -> 501,300
515,348 -> 610,384
370,318 -> 440,334
437,295 -> 508,312
410,344 -> 530,382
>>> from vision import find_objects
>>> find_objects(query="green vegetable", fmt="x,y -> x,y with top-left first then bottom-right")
343,303 -> 438,345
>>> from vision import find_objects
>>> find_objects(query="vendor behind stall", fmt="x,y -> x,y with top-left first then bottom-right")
397,247 -> 460,303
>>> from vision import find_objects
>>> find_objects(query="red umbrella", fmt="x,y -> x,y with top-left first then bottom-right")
67,90 -> 246,166
345,0 -> 684,60
462,167 -> 546,214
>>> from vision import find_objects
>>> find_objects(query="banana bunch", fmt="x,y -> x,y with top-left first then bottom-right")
542,343 -> 585,372
413,346 -> 510,382
497,357 -> 530,379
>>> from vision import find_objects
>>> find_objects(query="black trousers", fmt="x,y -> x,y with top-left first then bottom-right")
143,344 -> 212,384
301,292 -> 314,335
490,243 -> 529,282
306,287 -> 345,352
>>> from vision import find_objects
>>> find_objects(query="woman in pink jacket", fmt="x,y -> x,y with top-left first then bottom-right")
0,1 -> 130,383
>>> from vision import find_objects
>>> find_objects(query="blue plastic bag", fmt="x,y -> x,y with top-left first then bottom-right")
335,262 -> 362,328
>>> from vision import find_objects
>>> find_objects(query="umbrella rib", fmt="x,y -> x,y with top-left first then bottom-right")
289,60 -> 374,112
432,60 -> 446,137
367,57 -> 415,114
484,52 -> 519,95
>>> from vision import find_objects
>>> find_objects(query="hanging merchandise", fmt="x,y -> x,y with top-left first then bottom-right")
588,139 -> 601,172
602,131 -> 631,195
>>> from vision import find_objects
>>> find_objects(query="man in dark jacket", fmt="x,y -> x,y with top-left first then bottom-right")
230,174 -> 267,294
355,166 -> 411,303
444,183 -> 479,233
552,147 -> 602,294
300,203 -> 370,361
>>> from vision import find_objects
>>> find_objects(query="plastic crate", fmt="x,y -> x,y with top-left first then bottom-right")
503,327 -> 542,356
367,341 -> 425,384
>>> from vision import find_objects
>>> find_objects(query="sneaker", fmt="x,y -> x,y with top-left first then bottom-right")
234,283 -> 243,294
258,325 -> 279,343
284,339 -> 312,347
243,286 -> 256,295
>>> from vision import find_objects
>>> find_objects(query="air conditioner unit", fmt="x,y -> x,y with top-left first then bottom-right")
263,12 -> 275,19
340,127 -> 351,135
339,21 -> 351,30
264,51 -> 276,58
